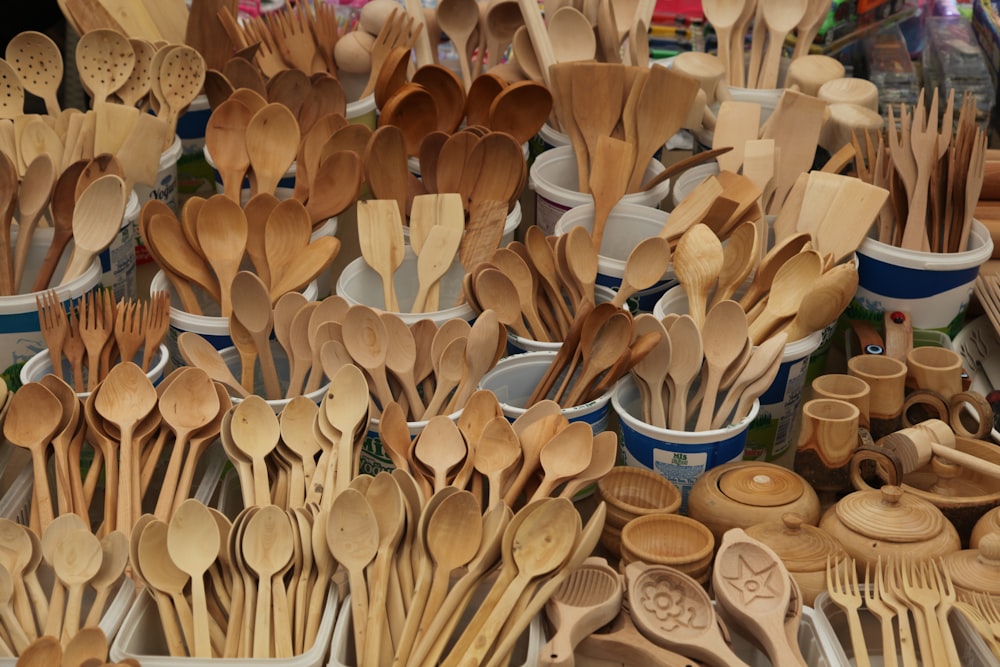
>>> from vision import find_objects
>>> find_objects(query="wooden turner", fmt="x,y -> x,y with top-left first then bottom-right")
713,101 -> 761,173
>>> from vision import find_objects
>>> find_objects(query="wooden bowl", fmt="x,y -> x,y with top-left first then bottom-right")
620,514 -> 715,573
597,466 -> 682,530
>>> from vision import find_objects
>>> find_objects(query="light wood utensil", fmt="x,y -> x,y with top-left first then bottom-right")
196,195 -> 247,317
5,31 -> 62,115
747,249 -> 822,344
588,136 -> 632,251
672,223 -> 724,331
230,271 -> 282,400
665,314 -> 702,430
59,175 -> 127,285
357,199 -> 405,312
245,103 -> 299,197
167,499 -> 219,658
3,383 -> 61,531
542,557 -> 623,666
714,101 -> 761,173
758,0 -> 808,89
75,29 -> 134,106
696,300 -> 748,431
700,0 -> 743,86
611,236 -> 670,308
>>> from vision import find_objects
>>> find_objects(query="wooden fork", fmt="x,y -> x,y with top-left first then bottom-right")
827,556 -> 871,667
864,559 -> 898,667
901,90 -> 940,252
114,299 -> 144,366
63,300 -> 85,392
880,557 -> 920,667
932,558 -> 961,666
142,291 -> 170,371
899,558 -> 949,667
36,290 -> 68,380
361,8 -> 418,98
78,291 -> 113,391
308,0 -> 341,73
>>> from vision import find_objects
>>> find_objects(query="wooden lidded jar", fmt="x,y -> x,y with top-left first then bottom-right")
943,533 -> 1000,600
687,461 -> 821,542
746,512 -> 847,606
972,507 -> 1000,548
819,485 -> 961,570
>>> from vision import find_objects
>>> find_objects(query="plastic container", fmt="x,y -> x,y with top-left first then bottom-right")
848,219 -> 993,338
613,375 -> 759,511
149,270 -> 319,367
217,342 -> 329,413
815,589 -> 996,666
528,146 -> 672,235
0,231 -> 102,381
110,586 -> 339,666
20,343 -> 169,399
654,284 -> 823,467
203,144 -> 297,202
175,94 -> 217,202
336,249 -> 475,325
134,134 -> 182,214
476,351 -> 615,435
537,123 -> 569,151
346,93 -> 377,129
553,202 -> 678,312
327,589 -> 543,667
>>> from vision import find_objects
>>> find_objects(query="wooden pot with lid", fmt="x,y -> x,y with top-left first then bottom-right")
972,507 -> 1000,548
943,532 -> 1000,600
819,485 -> 961,570
746,512 -> 847,606
686,461 -> 821,542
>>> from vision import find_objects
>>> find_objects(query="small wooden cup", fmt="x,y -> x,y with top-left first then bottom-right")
906,346 -> 964,399
620,514 -> 715,576
848,354 -> 907,440
811,373 -> 871,429
785,55 -> 845,96
794,398 -> 861,495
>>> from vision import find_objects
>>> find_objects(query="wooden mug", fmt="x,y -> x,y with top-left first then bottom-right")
847,354 -> 907,440
794,398 -> 861,494
906,346 -> 963,399
811,373 -> 871,429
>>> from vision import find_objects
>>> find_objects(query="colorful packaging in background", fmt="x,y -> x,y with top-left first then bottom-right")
971,0 -> 1000,125
922,14 -> 996,127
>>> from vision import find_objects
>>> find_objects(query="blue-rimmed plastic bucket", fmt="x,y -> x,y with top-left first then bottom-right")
847,219 -> 992,339
613,375 -> 758,510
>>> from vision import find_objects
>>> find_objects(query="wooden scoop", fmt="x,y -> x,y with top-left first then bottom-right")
541,557 -> 623,666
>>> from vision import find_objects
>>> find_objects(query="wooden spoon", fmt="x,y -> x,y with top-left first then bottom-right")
700,0 -> 743,88
3,383 -> 61,530
323,364 -> 370,497
53,529 -> 103,641
95,363 -> 157,534
665,314 -> 703,430
783,263 -> 858,342
361,473 -> 406,666
474,416 -> 522,506
166,499 -> 219,658
711,220 -> 759,307
229,395 -> 281,505
63,626 -> 108,667
542,558 -> 624,665
177,332 -> 249,398
437,0 -> 481,89
672,223 -> 724,331
30,160 -> 85,292
758,0 -> 808,89
738,232 -> 811,311
695,300 -> 748,431
12,153 -> 55,291
563,311 -> 632,407
205,98 -> 253,202
548,6 -> 597,62
626,561 -> 749,667
327,489 -> 379,665
531,421 -> 593,500
76,29 -> 135,106
381,313 -> 426,418
0,152 -> 17,295
413,416 -> 467,492
82,530 -> 128,628
59,175 -> 127,285
611,236 -> 671,308
197,195 -> 248,317
245,103 -> 300,197
243,505 -> 294,658
230,271 -> 282,400
747,249 -> 822,344
5,31 -> 62,115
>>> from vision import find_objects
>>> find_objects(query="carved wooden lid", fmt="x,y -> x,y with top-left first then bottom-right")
718,465 -> 804,507
833,485 -> 948,543
945,533 -> 1000,595
746,513 -> 846,573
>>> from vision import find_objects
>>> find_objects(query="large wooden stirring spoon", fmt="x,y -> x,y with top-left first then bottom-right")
758,0 -> 808,89
53,528 -> 103,642
327,489 -> 379,666
695,300 -> 748,431
31,159 -> 86,292
437,0 -> 480,89
3,382 -> 61,530
530,421 -> 594,500
230,396 -> 282,506
610,236 -> 671,308
12,153 -> 55,290
563,311 -> 632,407
414,416 -> 468,492
83,530 -> 128,627
244,103 -> 300,197
167,500 -> 219,658
196,195 -> 248,317
205,98 -> 253,202
665,314 -> 703,430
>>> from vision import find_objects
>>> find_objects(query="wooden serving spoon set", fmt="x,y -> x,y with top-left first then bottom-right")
854,90 -> 988,253
0,516 -> 127,656
130,498 -> 335,659
36,291 -> 169,393
138,196 -> 341,317
4,365 -> 228,537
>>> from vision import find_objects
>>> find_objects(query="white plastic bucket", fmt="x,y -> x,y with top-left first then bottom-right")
347,93 -> 377,129
20,344 -> 169,399
671,162 -> 721,208
553,202 -> 678,312
613,375 -> 759,510
0,231 -> 102,381
653,284 -> 823,467
336,249 -> 475,325
528,146 -> 672,235
218,342 -> 328,413
150,270 -> 319,367
402,201 -> 521,251
537,123 -> 569,151
476,351 -> 614,435
361,408 -> 463,477
203,144 -> 297,202
848,219 -> 993,339
175,94 -> 217,202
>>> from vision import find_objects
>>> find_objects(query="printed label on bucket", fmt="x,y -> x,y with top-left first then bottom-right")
100,221 -> 137,301
742,354 -> 810,463
361,431 -> 395,477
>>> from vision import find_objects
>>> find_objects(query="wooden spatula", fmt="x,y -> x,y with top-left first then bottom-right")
713,101 -> 761,173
